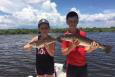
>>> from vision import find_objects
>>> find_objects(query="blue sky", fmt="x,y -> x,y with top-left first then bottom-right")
53,0 -> 115,14
0,0 -> 115,29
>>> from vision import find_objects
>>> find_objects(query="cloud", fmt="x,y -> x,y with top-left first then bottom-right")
70,8 -> 115,22
0,15 -> 17,29
41,0 -> 57,13
70,7 -> 81,15
80,13 -> 115,22
0,1 -> 115,29
0,0 -> 66,29
13,6 -> 37,22
0,0 -> 27,13
26,0 -> 47,4
70,8 -> 115,28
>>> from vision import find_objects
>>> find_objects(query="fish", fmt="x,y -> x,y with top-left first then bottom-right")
30,36 -> 56,48
56,34 -> 112,53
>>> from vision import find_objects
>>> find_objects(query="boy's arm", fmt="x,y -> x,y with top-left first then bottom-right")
61,45 -> 76,56
61,40 -> 79,56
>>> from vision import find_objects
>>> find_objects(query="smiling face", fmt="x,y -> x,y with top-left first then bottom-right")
39,23 -> 50,35
67,17 -> 78,29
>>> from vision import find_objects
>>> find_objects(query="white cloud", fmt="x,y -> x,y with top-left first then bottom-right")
70,7 -> 81,15
0,0 -> 66,29
41,0 -> 57,13
26,0 -> 47,4
80,13 -> 115,22
0,0 -> 13,13
70,8 -> 115,28
70,8 -> 115,22
106,20 -> 115,27
13,6 -> 37,22
0,15 -> 17,29
0,0 -> 27,13
0,15 -> 12,23
0,1 -> 115,29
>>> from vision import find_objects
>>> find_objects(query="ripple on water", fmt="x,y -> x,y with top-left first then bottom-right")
0,33 -> 115,77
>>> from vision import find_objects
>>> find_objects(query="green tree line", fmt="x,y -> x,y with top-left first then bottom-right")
0,27 -> 115,35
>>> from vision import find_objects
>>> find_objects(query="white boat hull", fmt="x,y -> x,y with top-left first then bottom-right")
54,63 -> 66,77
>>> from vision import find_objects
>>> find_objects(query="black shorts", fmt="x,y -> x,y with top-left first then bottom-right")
36,61 -> 54,75
67,64 -> 88,77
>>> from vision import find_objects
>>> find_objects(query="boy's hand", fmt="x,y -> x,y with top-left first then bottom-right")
71,39 -> 80,48
61,39 -> 80,56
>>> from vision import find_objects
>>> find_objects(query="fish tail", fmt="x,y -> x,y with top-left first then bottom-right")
102,45 -> 112,53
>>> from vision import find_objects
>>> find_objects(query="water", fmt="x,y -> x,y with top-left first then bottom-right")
0,32 -> 115,77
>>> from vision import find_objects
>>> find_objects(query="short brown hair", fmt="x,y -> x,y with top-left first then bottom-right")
66,11 -> 79,20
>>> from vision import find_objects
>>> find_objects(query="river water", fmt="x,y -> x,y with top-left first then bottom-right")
0,32 -> 115,77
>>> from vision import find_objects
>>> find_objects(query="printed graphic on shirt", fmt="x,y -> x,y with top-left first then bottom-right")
37,48 -> 46,55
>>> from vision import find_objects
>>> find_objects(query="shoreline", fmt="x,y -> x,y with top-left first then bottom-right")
0,27 -> 115,35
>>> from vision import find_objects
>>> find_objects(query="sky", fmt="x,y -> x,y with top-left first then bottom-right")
0,0 -> 115,29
